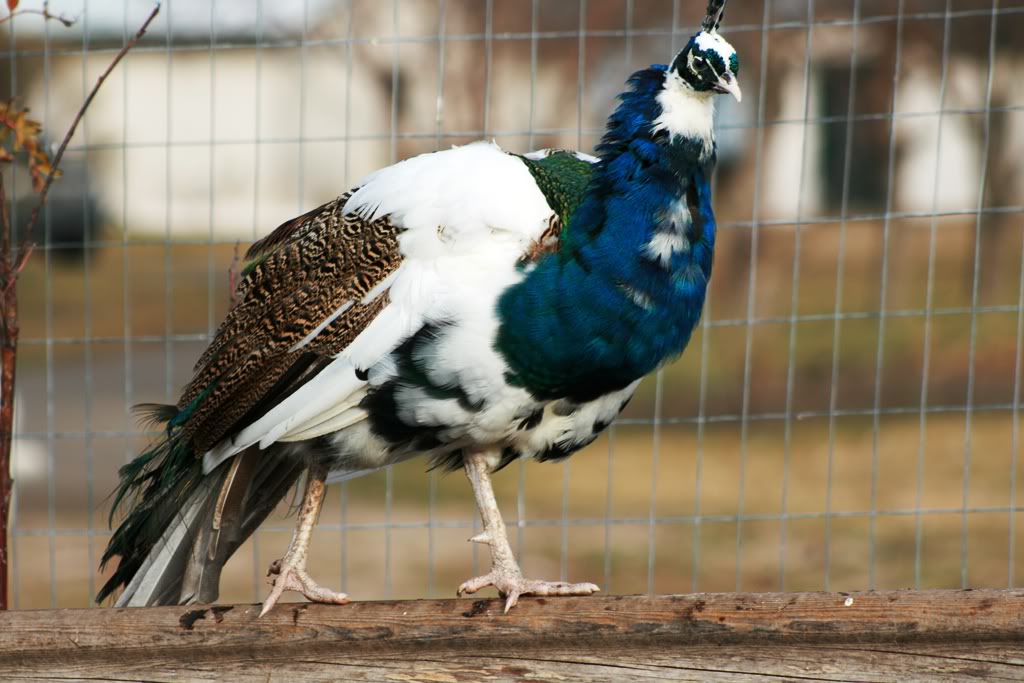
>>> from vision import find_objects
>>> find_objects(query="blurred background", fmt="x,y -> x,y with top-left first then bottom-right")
6,0 -> 1024,608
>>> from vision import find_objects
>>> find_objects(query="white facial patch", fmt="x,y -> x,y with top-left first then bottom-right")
651,70 -> 716,159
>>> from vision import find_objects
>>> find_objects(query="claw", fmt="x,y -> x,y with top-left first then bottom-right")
257,464 -> 349,618
458,451 -> 600,613
468,532 -> 491,545
458,569 -> 599,613
259,560 -> 349,618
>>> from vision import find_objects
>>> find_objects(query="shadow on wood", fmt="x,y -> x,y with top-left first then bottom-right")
0,590 -> 1022,681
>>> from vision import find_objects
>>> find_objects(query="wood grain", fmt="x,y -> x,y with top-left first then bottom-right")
0,590 -> 1022,681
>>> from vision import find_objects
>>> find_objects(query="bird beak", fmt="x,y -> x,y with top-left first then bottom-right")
714,73 -> 742,103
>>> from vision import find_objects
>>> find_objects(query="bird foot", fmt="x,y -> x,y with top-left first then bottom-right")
457,569 -> 599,613
259,558 -> 349,618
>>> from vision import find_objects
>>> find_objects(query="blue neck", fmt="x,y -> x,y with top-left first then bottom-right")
497,65 -> 717,402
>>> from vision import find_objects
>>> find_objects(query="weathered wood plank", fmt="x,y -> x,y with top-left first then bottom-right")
4,643 -> 1024,682
0,591 -> 1022,682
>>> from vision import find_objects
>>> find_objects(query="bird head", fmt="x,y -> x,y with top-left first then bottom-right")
669,0 -> 741,102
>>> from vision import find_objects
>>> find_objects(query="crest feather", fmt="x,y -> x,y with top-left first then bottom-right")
701,0 -> 727,32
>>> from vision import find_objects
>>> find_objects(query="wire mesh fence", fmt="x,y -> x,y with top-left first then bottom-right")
6,0 -> 1024,609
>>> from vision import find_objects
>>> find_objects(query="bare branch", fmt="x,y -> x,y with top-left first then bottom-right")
0,1 -> 77,28
0,173 -> 9,269
0,167 -> 14,613
0,2 -> 161,611
12,2 -> 160,278
0,172 -> 11,332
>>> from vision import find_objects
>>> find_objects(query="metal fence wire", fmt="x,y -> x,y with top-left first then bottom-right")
6,0 -> 1024,609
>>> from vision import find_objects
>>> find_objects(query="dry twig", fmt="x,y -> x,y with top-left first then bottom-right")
0,1 -> 76,28
11,3 -> 161,282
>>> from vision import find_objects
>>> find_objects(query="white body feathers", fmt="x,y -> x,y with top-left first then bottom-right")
204,142 -> 619,478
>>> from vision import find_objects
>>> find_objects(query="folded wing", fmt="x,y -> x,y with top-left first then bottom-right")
199,141 -> 558,471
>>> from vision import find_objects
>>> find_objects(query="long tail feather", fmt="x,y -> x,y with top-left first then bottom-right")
99,404 -> 205,603
98,404 -> 304,606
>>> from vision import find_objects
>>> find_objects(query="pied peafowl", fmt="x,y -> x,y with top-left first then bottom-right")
98,0 -> 741,615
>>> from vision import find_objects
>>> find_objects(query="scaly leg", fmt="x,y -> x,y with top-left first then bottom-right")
259,463 -> 349,617
457,449 -> 599,613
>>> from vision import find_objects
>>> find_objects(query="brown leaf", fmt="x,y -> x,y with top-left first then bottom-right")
29,160 -> 59,192
0,100 -> 58,191
11,109 -> 41,153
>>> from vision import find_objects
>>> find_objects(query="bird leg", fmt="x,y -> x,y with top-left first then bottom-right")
457,449 -> 599,613
259,463 -> 349,617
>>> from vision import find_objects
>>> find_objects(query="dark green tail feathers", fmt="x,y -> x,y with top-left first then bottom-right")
96,402 -> 208,603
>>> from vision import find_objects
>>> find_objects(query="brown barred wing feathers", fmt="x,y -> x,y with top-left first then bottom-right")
179,194 -> 402,455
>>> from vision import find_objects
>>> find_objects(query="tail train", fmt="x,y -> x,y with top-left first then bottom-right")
98,404 -> 304,606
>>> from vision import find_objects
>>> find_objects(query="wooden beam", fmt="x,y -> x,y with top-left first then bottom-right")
0,590 -> 1022,681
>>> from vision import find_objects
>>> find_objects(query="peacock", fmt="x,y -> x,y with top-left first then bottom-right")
98,0 -> 741,615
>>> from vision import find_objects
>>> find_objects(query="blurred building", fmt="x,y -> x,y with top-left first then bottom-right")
2,0 -> 1021,240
